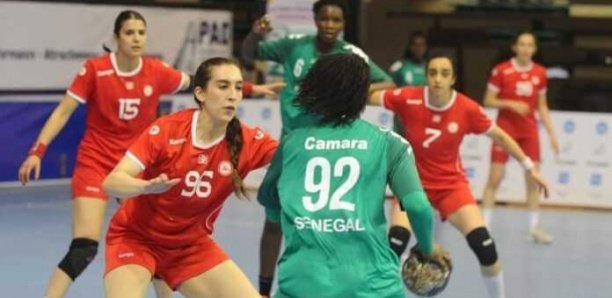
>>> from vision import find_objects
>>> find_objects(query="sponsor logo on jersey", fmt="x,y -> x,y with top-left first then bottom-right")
255,130 -> 265,140
218,161 -> 233,176
447,122 -> 459,134
392,89 -> 402,96
97,69 -> 114,77
532,76 -> 540,85
169,138 -> 186,145
118,252 -> 135,259
149,125 -> 160,135
198,154 -> 209,165
144,85 -> 153,97
79,66 -> 87,76
432,114 -> 442,123
406,99 -> 423,105
125,81 -> 134,90
85,186 -> 100,193
521,73 -> 529,79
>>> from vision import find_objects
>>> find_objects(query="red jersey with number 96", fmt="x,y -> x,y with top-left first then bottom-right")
381,86 -> 494,189
67,53 -> 185,171
106,109 -> 277,248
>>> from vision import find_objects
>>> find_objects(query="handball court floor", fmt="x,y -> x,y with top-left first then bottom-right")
1,185 -> 611,298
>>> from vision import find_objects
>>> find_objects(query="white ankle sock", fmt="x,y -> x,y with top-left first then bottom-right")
529,211 -> 539,230
483,271 -> 506,298
483,208 -> 493,227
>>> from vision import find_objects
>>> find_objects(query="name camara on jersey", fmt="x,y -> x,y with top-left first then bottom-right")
304,137 -> 368,151
294,216 -> 366,233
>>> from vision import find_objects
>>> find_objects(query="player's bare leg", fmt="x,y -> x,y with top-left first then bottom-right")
259,219 -> 282,297
178,260 -> 259,298
388,199 -> 412,258
481,163 -> 505,227
153,278 -> 174,298
448,205 -> 505,298
44,197 -> 106,298
526,163 -> 552,244
105,264 -> 152,298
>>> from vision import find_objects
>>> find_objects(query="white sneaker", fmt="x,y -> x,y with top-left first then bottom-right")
529,226 -> 553,244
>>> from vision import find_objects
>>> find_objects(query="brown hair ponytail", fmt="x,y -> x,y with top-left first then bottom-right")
225,117 -> 246,199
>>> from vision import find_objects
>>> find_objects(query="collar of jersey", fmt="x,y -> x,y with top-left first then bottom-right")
424,86 -> 457,112
191,110 -> 225,150
110,52 -> 143,77
510,58 -> 534,73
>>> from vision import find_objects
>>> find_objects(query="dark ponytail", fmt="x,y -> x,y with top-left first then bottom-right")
225,117 -> 246,199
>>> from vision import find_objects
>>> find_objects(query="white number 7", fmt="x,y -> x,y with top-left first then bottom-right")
423,128 -> 442,148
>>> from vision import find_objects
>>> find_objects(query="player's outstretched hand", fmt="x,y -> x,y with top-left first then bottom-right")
145,174 -> 180,194
252,82 -> 286,98
528,169 -> 550,199
18,155 -> 41,186
253,15 -> 273,34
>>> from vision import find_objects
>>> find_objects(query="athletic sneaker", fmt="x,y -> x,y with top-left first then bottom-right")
529,226 -> 553,244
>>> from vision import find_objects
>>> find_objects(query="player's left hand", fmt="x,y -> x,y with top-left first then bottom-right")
252,82 -> 286,98
527,169 -> 550,198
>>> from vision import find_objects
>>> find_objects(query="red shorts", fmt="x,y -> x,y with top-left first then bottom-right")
71,164 -> 110,200
491,133 -> 540,163
425,184 -> 476,220
105,235 -> 229,290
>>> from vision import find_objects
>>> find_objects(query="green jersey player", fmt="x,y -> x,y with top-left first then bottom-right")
258,54 -> 447,298
242,1 -> 394,295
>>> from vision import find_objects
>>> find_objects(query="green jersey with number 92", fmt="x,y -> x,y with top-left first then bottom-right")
258,119 -> 434,298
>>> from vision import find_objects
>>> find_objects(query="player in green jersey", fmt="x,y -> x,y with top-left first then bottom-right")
242,1 -> 395,296
387,31 -> 429,259
258,53 -> 447,298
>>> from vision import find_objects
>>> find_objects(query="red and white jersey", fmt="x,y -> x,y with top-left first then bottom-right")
67,53 -> 185,170
107,109 -> 278,248
381,86 -> 494,189
487,58 -> 547,136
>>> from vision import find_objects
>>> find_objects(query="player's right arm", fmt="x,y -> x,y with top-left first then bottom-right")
103,157 -> 179,198
241,15 -> 272,67
386,132 -> 434,256
18,90 -> 81,185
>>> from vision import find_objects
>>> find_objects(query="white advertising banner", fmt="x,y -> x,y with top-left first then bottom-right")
0,1 -> 232,90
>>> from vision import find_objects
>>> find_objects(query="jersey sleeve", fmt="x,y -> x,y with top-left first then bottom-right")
257,143 -> 284,223
125,120 -> 166,170
539,69 -> 548,96
386,131 -> 434,255
381,87 -> 406,112
66,59 -> 96,104
487,64 -> 502,93
368,60 -> 393,83
246,127 -> 279,170
154,60 -> 185,95
467,101 -> 495,135
257,35 -> 299,63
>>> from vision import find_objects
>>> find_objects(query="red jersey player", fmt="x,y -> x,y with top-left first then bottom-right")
16,10 -> 281,298
481,32 -> 559,244
102,57 -> 276,298
370,55 -> 549,298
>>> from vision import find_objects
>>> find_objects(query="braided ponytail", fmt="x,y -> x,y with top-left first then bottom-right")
225,117 -> 246,199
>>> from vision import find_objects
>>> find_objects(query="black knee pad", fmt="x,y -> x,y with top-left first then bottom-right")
58,238 -> 98,281
466,227 -> 498,266
388,226 -> 411,257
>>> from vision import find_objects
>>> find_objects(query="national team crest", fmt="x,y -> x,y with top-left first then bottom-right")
447,122 -> 459,134
218,161 -> 233,176
144,85 -> 153,97
197,154 -> 209,165
149,125 -> 160,135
